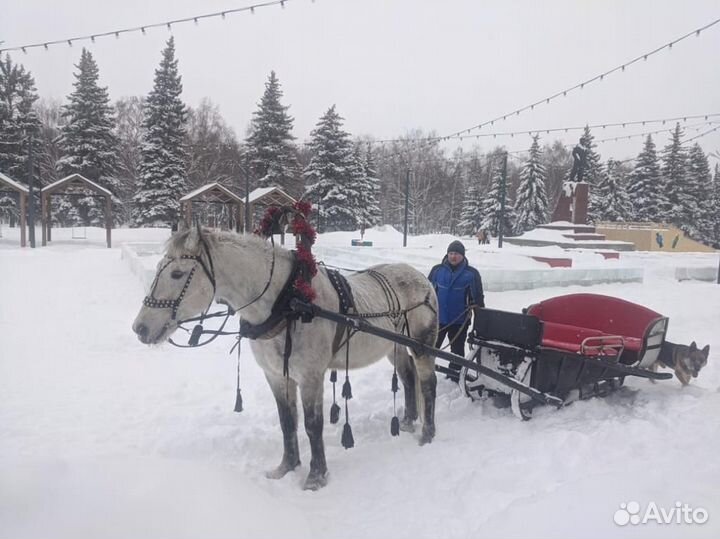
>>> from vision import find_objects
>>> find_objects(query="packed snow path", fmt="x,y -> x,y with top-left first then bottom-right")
1,232 -> 719,539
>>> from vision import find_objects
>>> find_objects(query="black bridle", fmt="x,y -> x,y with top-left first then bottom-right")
142,233 -> 278,348
143,234 -> 217,320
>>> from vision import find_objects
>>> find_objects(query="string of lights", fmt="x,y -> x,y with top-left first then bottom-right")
0,0 -> 294,54
441,17 -> 720,140
374,120 -> 719,168
681,124 -> 720,145
373,117 -> 719,165
374,17 -> 720,163
354,113 -> 720,147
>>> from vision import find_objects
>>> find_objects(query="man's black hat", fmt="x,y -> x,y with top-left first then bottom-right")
447,240 -> 465,256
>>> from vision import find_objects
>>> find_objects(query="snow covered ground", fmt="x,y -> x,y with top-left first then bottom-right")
1,226 -> 719,539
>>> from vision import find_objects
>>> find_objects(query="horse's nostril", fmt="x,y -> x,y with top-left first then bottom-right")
135,323 -> 148,338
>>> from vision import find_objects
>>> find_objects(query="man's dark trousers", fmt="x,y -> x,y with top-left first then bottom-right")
436,322 -> 469,377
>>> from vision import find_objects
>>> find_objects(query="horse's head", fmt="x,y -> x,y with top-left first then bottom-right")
132,223 -> 216,344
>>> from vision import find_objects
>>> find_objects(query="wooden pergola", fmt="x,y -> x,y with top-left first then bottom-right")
40,173 -> 114,248
0,171 -> 29,247
180,183 -> 245,232
248,186 -> 297,230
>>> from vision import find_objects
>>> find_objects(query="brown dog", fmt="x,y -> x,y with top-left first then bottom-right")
652,341 -> 710,385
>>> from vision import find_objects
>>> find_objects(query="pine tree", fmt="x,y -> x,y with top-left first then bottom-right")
660,123 -> 690,227
711,165 -> 720,248
594,159 -> 633,222
133,38 -> 188,227
627,135 -> 667,222
513,135 -> 548,233
580,126 -> 603,222
458,156 -> 484,235
581,126 -> 602,186
246,71 -> 301,196
57,48 -> 120,225
0,54 -> 40,223
303,105 -> 361,231
356,143 -> 382,230
685,143 -> 713,242
479,151 -> 515,237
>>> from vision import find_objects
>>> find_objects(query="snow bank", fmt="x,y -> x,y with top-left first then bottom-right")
675,266 -> 719,282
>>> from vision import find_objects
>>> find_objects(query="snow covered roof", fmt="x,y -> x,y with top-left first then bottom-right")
180,182 -> 244,204
0,171 -> 29,194
41,174 -> 113,197
248,186 -> 296,205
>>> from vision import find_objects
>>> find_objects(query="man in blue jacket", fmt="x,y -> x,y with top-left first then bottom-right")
428,240 -> 485,378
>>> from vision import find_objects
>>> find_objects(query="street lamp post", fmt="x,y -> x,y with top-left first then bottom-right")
498,152 -> 508,249
26,133 -> 36,248
403,168 -> 410,247
244,168 -> 251,233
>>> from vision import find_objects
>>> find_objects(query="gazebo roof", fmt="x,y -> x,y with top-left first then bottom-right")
0,171 -> 29,194
180,182 -> 245,204
248,186 -> 296,206
41,173 -> 113,197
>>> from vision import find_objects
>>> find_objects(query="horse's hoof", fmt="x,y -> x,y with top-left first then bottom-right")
419,428 -> 435,446
303,471 -> 328,491
400,419 -> 416,433
265,461 -> 300,480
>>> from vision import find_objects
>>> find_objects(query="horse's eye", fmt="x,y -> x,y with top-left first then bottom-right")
170,270 -> 185,279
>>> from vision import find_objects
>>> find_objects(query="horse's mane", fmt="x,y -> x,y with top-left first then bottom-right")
165,228 -> 287,259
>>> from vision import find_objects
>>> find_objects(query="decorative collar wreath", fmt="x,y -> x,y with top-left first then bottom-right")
256,201 -> 318,302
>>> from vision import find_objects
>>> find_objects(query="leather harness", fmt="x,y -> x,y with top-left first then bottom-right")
238,253 -> 357,359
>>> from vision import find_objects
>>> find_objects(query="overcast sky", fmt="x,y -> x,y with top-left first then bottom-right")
2,0 -> 719,164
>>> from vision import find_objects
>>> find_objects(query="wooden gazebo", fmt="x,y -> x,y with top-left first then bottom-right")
40,173 -> 114,248
248,186 -> 297,230
179,183 -> 245,232
0,171 -> 29,247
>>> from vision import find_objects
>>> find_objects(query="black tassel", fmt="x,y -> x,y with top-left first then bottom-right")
188,324 -> 203,346
233,388 -> 243,413
330,403 -> 340,424
329,370 -> 337,383
391,372 -> 399,393
391,416 -> 400,436
341,423 -> 354,449
342,378 -> 353,400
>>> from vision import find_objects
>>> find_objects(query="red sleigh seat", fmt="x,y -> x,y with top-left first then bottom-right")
527,294 -> 667,365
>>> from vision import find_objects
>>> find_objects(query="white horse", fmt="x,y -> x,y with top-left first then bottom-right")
132,225 -> 439,490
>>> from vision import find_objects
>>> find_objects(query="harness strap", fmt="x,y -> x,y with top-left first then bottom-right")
326,268 -> 357,355
239,252 -> 301,340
